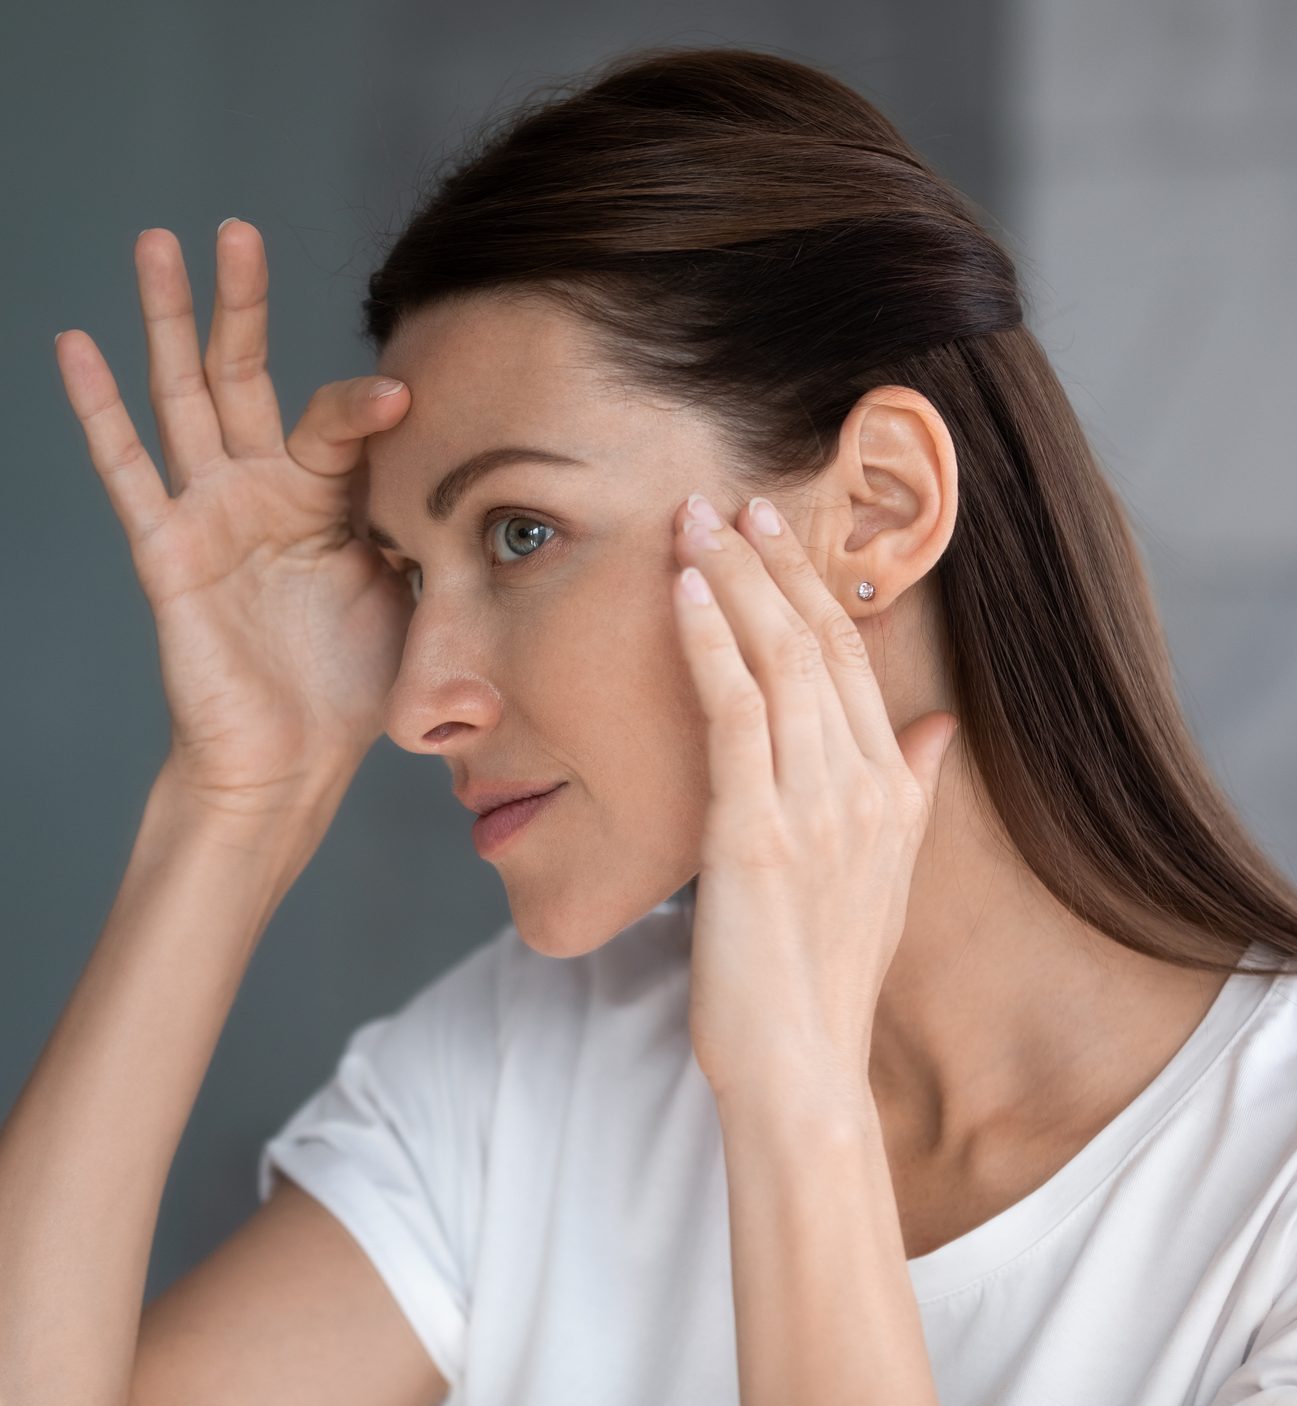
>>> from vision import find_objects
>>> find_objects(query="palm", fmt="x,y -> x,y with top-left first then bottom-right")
54,219 -> 415,805
143,458 -> 413,795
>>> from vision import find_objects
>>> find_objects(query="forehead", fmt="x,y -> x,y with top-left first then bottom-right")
362,292 -> 730,537
366,295 -> 703,503
363,295 -> 647,503
376,293 -> 625,430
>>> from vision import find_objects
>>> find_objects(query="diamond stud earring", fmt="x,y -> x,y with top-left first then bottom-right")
856,581 -> 875,601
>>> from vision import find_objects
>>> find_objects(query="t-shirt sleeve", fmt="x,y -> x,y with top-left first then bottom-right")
255,927 -> 509,1396
1206,1277 -> 1297,1404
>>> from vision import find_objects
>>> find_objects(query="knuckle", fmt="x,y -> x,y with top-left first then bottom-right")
802,804 -> 841,853
720,680 -> 768,732
151,364 -> 210,403
821,612 -> 870,669
856,770 -> 925,829
772,624 -> 823,682
783,549 -> 826,592
303,381 -> 341,415
219,284 -> 269,317
205,346 -> 267,386
82,392 -> 121,427
104,435 -> 148,473
847,767 -> 889,821
696,628 -> 735,666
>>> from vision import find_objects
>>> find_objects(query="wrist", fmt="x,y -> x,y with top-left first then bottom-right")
714,1066 -> 881,1147
149,753 -> 357,856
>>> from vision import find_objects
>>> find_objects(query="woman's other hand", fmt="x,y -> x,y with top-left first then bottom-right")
54,220 -> 416,817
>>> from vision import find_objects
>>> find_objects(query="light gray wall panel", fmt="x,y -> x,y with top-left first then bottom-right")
1001,0 -> 1296,879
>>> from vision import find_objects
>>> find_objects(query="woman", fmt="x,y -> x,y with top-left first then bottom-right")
5,43 -> 1297,1406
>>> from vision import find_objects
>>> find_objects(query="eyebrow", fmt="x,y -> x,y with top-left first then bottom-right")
365,446 -> 587,552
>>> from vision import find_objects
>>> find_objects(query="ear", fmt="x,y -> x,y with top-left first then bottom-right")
807,384 -> 959,614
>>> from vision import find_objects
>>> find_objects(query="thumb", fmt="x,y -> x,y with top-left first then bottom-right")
895,711 -> 960,814
285,375 -> 410,480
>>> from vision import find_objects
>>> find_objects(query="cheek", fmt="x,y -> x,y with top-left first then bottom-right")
563,556 -> 697,716
496,557 -> 711,947
541,562 -> 711,808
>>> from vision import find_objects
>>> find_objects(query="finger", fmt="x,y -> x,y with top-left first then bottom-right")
347,442 -> 373,539
54,329 -> 173,546
676,497 -> 830,798
204,218 -> 286,460
134,228 -> 226,494
283,374 -> 410,481
736,495 -> 900,769
671,561 -> 777,808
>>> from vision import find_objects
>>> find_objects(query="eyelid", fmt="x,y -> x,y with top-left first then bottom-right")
392,505 -> 559,598
382,507 -> 556,564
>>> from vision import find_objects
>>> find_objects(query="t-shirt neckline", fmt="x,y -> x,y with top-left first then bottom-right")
905,943 -> 1281,1304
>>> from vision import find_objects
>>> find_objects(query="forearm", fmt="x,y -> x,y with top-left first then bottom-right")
716,1087 -> 940,1406
0,759 -> 348,1406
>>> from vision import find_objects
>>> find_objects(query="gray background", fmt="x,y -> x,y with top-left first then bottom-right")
2,0 -> 1293,1303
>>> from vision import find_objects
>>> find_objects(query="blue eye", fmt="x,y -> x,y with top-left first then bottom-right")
399,510 -> 556,604
482,510 -> 556,567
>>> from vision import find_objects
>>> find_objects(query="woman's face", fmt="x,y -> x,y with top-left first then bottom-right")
366,292 -> 748,956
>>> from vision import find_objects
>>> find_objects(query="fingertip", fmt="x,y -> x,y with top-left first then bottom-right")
680,565 -> 713,606
368,378 -> 406,403
54,328 -> 84,363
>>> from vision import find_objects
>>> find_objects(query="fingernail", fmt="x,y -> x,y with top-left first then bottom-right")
749,497 -> 782,536
686,492 -> 723,530
218,217 -> 240,232
369,379 -> 405,399
681,566 -> 712,604
684,519 -> 724,551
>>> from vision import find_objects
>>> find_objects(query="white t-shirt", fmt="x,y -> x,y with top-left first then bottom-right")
257,895 -> 1297,1405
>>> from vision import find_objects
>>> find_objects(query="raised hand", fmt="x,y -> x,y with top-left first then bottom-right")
54,220 -> 415,817
669,490 -> 960,1108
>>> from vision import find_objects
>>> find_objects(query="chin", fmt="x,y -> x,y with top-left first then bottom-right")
505,871 -> 694,959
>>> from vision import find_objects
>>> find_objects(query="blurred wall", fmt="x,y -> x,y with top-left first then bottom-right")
999,0 -> 1297,874
1,0 -> 1004,1303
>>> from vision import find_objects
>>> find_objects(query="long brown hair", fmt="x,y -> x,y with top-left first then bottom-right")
360,45 -> 1297,978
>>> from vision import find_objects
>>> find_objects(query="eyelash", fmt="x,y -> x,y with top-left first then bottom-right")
400,507 -> 557,601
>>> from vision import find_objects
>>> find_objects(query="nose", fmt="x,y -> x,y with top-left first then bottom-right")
384,672 -> 505,754
381,615 -> 504,756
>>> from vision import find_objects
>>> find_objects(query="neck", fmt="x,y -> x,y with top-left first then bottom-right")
867,752 -> 1228,1155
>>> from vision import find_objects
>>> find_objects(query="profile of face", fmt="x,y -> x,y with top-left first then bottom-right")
364,292 -> 954,958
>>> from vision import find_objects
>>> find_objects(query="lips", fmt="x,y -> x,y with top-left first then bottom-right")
455,781 -> 565,816
470,784 -> 566,857
481,785 -> 559,815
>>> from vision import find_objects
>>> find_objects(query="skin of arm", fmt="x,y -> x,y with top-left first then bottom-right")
716,1083 -> 941,1406
662,483 -> 956,1402
0,758 -> 351,1406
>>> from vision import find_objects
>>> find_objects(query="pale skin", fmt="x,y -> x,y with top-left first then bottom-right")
365,290 -> 1231,1257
